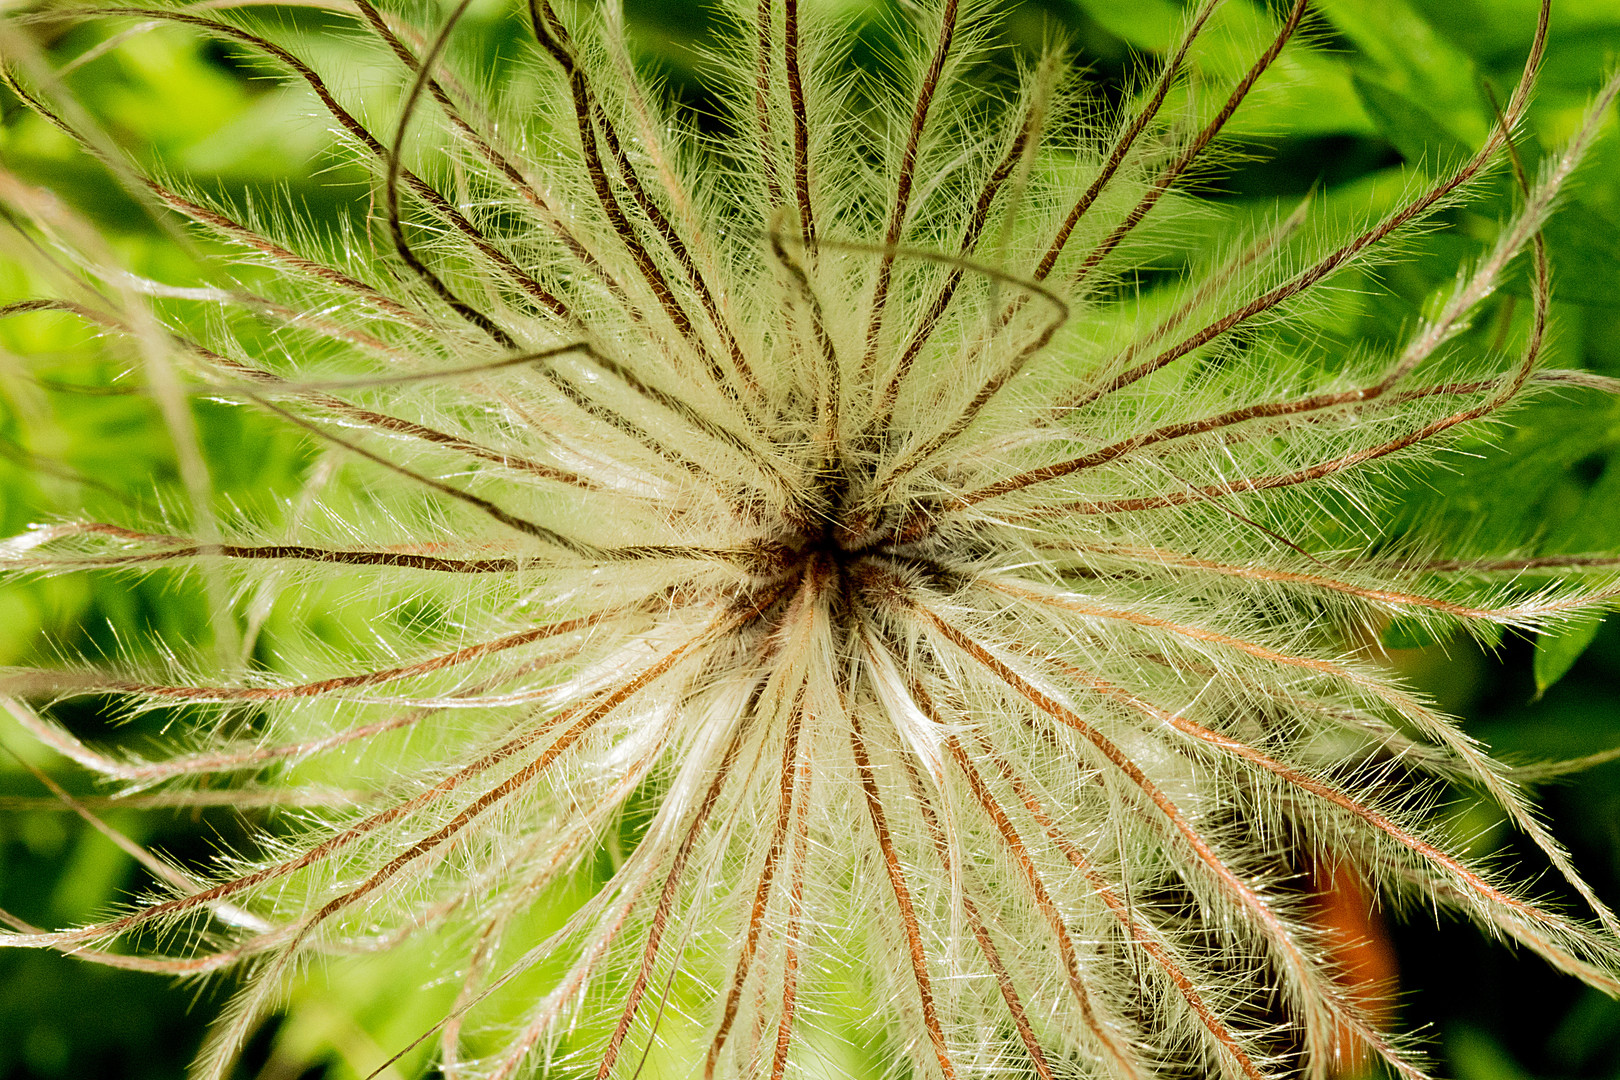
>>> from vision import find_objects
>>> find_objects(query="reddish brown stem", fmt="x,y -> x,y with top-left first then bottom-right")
848,708 -> 959,1080
859,0 -> 962,376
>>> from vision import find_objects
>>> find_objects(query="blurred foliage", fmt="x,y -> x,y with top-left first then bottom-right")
2,0 -> 1619,1076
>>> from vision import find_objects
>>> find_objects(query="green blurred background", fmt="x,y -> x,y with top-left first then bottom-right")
2,0 -> 1620,1075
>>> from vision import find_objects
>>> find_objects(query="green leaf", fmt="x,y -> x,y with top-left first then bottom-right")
1065,0 -> 1182,50
1538,204 -> 1620,307
1392,397 -> 1620,558
1534,611 -> 1606,695
1381,615 -> 1503,651
1413,202 -> 1620,307
1352,71 -> 1474,168
1318,0 -> 1484,134
1447,1026 -> 1536,1080
1381,615 -> 1444,650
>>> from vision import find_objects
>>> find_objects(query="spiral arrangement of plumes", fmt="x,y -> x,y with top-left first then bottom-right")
3,0 -> 1620,1076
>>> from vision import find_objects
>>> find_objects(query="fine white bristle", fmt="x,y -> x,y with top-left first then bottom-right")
2,1 -> 1619,1078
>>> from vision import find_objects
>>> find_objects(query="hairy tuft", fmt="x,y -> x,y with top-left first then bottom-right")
2,1 -> 1620,1078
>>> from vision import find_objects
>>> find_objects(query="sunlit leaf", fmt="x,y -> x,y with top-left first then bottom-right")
1534,611 -> 1606,694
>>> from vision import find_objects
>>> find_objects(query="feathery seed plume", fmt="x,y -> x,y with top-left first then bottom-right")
2,0 -> 1620,1077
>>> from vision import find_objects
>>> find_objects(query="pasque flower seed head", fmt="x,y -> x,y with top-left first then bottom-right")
3,0 -> 1620,1077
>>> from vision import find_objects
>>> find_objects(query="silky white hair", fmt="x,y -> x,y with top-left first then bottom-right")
2,1 -> 1620,1078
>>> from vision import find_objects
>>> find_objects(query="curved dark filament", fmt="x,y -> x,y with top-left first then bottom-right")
51,6 -> 552,344
900,675 -> 1138,1078
972,736 -> 1268,1080
0,300 -> 611,492
349,0 -> 625,308
783,0 -> 814,245
1031,0 -> 1221,283
859,0 -> 961,376
1066,0 -> 1309,290
0,73 -> 429,331
896,752 -> 1057,1080
248,395 -> 616,558
17,15 -> 768,491
875,90 -> 1042,423
261,367 -> 776,564
1053,0 -> 1552,415
222,349 -> 734,557
385,0 -> 530,347
896,584 -> 1426,1079
526,0 -> 758,401
254,328 -> 742,493
597,726 -> 748,1079
847,691 -> 959,1079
